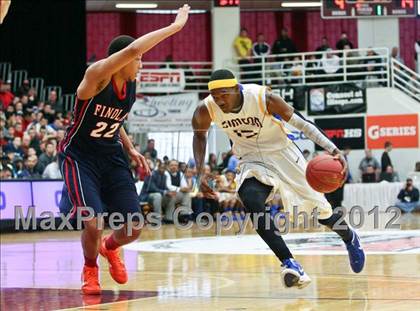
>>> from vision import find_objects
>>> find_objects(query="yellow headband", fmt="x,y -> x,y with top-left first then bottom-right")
208,78 -> 238,91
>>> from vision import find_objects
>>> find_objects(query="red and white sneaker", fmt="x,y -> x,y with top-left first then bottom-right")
81,265 -> 101,295
99,236 -> 128,284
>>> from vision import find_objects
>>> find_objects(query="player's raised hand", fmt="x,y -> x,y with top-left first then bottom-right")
128,148 -> 151,176
172,4 -> 190,31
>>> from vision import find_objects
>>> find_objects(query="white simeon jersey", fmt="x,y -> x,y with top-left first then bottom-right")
204,84 -> 332,219
205,84 -> 291,155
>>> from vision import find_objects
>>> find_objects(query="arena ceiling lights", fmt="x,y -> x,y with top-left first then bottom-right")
88,1 -> 324,11
115,3 -> 158,9
281,1 -> 321,7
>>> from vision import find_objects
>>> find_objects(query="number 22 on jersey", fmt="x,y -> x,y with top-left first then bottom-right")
90,122 -> 119,138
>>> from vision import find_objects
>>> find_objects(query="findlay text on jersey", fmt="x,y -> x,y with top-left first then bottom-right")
93,103 -> 129,122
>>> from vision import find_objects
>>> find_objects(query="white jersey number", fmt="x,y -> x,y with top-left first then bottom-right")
90,122 -> 119,138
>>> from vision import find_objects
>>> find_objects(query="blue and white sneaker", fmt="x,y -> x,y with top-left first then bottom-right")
281,258 -> 311,289
345,230 -> 365,273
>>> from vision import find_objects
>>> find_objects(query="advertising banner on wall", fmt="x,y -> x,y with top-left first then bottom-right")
32,181 -> 63,217
366,114 -> 419,149
0,181 -> 32,220
137,69 -> 185,93
0,181 -> 63,220
314,117 -> 365,150
272,86 -> 306,110
308,83 -> 366,115
283,122 -> 315,153
128,93 -> 199,133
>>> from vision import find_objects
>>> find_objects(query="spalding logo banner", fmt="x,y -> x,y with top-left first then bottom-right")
128,93 -> 199,133
366,114 -> 419,149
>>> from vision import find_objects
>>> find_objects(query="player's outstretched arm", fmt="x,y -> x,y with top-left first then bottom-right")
78,4 -> 190,99
192,104 -> 211,175
192,103 -> 215,196
266,89 -> 347,173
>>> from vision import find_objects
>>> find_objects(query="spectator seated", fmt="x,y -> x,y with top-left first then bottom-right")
395,178 -> 420,213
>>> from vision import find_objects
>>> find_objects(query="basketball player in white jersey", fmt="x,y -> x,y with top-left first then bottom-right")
192,69 -> 365,289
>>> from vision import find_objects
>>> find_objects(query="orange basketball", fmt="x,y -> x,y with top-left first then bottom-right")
306,154 -> 344,193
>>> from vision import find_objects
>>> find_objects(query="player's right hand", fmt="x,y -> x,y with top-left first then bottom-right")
172,4 -> 190,30
127,148 -> 151,176
199,176 -> 217,200
332,149 -> 348,186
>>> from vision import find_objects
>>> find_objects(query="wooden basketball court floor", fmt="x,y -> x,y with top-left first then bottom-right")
1,213 -> 419,311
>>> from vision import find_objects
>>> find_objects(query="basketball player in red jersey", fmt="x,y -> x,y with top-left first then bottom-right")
58,5 -> 190,294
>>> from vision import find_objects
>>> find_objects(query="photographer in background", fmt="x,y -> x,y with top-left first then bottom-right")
396,178 -> 420,213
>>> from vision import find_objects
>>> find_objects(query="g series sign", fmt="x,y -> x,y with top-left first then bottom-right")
366,114 -> 419,149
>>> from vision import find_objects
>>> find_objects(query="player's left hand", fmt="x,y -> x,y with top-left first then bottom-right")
332,149 -> 348,186
172,4 -> 190,31
128,148 -> 151,176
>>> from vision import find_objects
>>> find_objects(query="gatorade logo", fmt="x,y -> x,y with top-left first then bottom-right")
366,114 -> 419,149
367,125 -> 416,140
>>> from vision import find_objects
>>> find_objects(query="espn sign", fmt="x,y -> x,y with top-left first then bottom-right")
314,117 -> 365,150
137,69 -> 185,93
324,128 -> 362,139
366,114 -> 419,149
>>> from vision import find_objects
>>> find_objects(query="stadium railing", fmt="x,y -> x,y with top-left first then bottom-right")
391,58 -> 420,102
10,69 -> 28,93
226,47 -> 390,87
62,93 -> 76,112
5,48 -> 418,112
0,62 -> 11,81
29,77 -> 45,100
42,85 -> 62,102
